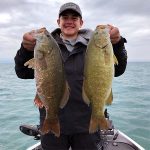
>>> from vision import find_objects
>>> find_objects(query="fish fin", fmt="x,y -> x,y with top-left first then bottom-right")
89,116 -> 99,133
59,81 -> 70,108
41,118 -> 60,137
105,89 -> 113,105
89,116 -> 109,133
113,54 -> 118,65
98,116 -> 109,130
82,82 -> 90,105
24,58 -> 35,69
34,93 -> 44,108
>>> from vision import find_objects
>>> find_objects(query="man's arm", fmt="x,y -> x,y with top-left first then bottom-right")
14,44 -> 34,79
108,24 -> 127,77
14,30 -> 37,79
113,37 -> 127,77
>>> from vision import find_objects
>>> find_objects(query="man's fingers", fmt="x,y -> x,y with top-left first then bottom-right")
22,31 -> 36,50
107,24 -> 119,36
23,39 -> 36,45
107,24 -> 113,30
23,31 -> 36,42
23,39 -> 36,50
107,24 -> 121,44
110,27 -> 119,36
111,36 -> 121,44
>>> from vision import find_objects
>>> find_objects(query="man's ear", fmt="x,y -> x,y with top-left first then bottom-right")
57,19 -> 60,26
80,19 -> 83,28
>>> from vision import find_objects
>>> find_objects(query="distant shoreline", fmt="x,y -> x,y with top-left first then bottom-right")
1,61 -> 150,64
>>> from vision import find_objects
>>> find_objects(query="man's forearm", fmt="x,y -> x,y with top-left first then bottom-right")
14,44 -> 34,79
113,37 -> 127,77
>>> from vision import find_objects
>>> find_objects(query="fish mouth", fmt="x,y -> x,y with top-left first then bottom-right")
101,44 -> 108,49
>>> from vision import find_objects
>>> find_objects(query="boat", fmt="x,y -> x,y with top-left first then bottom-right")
20,110 -> 145,150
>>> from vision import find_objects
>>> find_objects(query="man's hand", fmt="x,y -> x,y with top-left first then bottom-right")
107,24 -> 121,44
22,30 -> 36,51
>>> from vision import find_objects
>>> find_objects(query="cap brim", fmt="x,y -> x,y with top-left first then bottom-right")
59,9 -> 82,17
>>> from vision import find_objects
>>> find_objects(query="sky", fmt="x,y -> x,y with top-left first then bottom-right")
0,0 -> 150,62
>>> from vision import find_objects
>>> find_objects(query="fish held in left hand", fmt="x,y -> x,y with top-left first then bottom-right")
24,28 -> 69,137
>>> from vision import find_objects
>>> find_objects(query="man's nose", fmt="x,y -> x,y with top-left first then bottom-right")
65,17 -> 74,23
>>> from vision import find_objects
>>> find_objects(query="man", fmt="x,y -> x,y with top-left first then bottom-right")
14,2 -> 127,150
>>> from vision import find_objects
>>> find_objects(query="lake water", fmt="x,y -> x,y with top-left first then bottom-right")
0,62 -> 149,150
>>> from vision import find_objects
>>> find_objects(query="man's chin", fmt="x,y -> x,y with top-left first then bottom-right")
64,32 -> 76,36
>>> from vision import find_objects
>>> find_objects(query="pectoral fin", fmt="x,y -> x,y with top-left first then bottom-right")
24,58 -> 35,69
113,54 -> 118,65
105,89 -> 113,105
34,93 -> 44,108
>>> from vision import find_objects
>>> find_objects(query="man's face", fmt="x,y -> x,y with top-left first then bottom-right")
57,11 -> 83,39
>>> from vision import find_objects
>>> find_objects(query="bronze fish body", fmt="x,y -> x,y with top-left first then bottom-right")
24,28 -> 69,137
82,25 -> 118,133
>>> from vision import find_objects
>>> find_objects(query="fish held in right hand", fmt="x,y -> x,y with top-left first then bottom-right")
24,28 -> 70,137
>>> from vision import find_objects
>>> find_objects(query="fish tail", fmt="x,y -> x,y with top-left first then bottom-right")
41,118 -> 60,137
89,116 -> 109,133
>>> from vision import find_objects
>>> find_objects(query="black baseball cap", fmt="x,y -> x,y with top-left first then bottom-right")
59,2 -> 82,18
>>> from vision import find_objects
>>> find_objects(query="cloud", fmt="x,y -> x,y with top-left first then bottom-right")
0,0 -> 150,62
